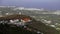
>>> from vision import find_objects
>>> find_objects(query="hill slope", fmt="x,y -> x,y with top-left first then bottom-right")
0,14 -> 59,34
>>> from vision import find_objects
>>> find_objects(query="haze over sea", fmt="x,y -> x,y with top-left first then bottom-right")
0,0 -> 60,10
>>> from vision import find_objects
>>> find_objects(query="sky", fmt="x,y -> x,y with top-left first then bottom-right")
0,0 -> 60,10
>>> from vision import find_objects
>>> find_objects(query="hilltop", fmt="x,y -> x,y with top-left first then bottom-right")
0,14 -> 59,34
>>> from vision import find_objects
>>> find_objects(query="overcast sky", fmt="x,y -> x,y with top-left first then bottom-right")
0,0 -> 60,10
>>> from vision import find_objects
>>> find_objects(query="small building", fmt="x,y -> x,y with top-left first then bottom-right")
21,17 -> 31,22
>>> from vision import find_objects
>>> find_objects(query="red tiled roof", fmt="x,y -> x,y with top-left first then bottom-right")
22,18 -> 30,21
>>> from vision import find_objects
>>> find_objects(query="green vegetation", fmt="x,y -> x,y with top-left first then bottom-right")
0,23 -> 37,34
0,7 -> 60,34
